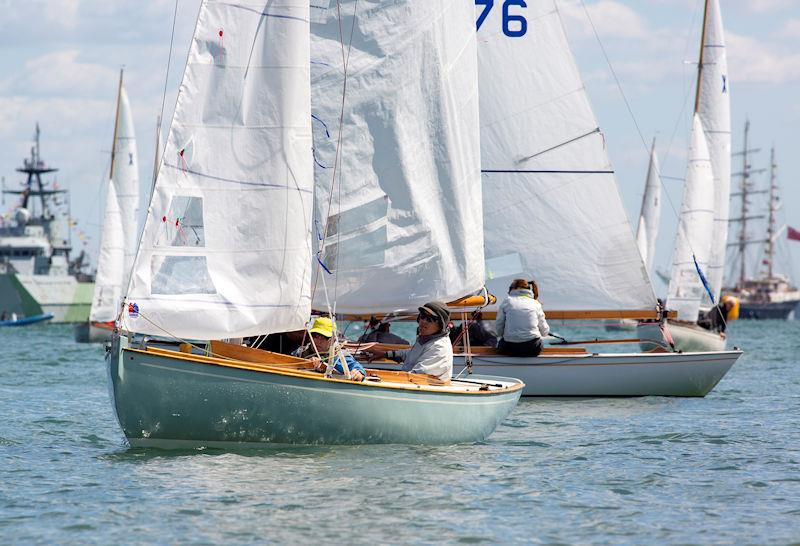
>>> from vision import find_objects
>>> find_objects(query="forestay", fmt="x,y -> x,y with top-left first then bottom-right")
636,143 -> 662,275
89,183 -> 125,323
666,115 -> 715,322
124,0 -> 314,339
112,81 -> 140,286
308,0 -> 483,314
698,0 -> 731,304
476,1 -> 655,310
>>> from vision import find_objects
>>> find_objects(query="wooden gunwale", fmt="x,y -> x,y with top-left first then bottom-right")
334,309 -> 677,321
125,346 -> 523,395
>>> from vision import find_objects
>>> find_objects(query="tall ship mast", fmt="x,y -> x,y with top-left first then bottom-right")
724,122 -> 800,319
0,125 -> 94,322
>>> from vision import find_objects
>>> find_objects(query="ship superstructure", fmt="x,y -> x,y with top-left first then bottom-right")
0,125 -> 93,322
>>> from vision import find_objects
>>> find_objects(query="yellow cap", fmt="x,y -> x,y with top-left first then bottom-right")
309,316 -> 335,338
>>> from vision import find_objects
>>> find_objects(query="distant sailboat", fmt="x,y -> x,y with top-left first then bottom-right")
108,0 -> 522,448
636,140 -> 662,276
639,0 -> 733,352
607,140 -> 662,332
75,70 -> 139,343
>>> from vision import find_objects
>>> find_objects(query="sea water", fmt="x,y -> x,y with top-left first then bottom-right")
1,320 -> 799,544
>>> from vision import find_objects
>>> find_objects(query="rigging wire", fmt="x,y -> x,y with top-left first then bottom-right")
158,0 -> 180,154
311,0 -> 359,322
578,0 -> 714,303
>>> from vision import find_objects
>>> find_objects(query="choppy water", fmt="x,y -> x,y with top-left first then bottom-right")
1,321 -> 799,545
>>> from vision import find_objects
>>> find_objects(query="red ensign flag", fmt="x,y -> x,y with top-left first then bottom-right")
788,226 -> 800,241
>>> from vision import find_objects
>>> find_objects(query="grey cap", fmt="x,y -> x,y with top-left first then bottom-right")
418,301 -> 450,330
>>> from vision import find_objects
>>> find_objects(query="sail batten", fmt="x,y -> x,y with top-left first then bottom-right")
124,0 -> 314,339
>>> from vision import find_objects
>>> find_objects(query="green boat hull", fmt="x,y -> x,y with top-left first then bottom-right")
107,337 -> 522,448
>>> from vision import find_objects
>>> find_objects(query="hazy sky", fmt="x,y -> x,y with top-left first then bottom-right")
1,0 -> 798,295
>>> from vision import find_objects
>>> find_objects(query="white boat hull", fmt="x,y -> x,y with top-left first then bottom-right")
446,350 -> 741,397
637,321 -> 726,352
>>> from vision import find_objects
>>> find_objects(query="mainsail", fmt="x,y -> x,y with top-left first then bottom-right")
309,0 -> 483,314
636,141 -> 662,275
89,183 -> 124,322
476,1 -> 655,312
125,0 -> 314,338
697,0 -> 731,303
666,114 -> 715,321
111,74 -> 140,285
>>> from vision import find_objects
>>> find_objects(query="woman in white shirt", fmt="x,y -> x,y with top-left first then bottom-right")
495,279 -> 549,357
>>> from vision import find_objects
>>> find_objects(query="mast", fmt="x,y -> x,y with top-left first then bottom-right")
693,0 -> 711,114
109,69 -> 124,180
738,120 -> 749,287
730,120 -> 766,289
765,146 -> 777,279
8,124 -> 63,223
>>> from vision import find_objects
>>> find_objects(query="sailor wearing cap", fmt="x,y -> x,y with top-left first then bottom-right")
293,317 -> 366,381
367,301 -> 453,381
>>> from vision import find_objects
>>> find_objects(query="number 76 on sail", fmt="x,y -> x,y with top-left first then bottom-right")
476,0 -> 528,37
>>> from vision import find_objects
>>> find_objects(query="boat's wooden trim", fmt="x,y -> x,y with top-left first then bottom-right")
334,309 -> 677,321
349,343 -> 589,356
454,346 -> 588,355
549,338 -> 646,346
210,340 -> 309,365
127,346 -> 522,395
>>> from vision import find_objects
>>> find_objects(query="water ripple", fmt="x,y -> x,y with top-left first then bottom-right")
1,322 -> 799,544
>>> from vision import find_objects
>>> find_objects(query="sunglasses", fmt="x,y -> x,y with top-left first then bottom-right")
417,314 -> 437,323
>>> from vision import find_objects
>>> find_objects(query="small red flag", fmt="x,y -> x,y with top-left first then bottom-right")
788,226 -> 800,242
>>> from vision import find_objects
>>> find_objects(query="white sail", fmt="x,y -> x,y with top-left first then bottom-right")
477,1 -> 655,310
666,115 -> 715,321
89,183 -> 125,322
636,143 -> 662,275
124,0 -> 314,339
636,218 -> 648,270
308,0 -> 483,313
151,115 -> 163,191
698,0 -> 731,303
112,81 -> 140,285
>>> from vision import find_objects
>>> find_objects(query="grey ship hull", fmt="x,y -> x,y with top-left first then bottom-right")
738,300 -> 799,320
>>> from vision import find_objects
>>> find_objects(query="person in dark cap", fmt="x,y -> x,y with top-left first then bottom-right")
357,317 -> 410,345
366,301 -> 453,381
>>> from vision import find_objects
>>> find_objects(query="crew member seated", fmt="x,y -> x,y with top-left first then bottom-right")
698,295 -> 739,333
367,301 -> 453,381
496,279 -> 549,357
449,311 -> 498,347
293,317 -> 365,381
358,317 -> 410,345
